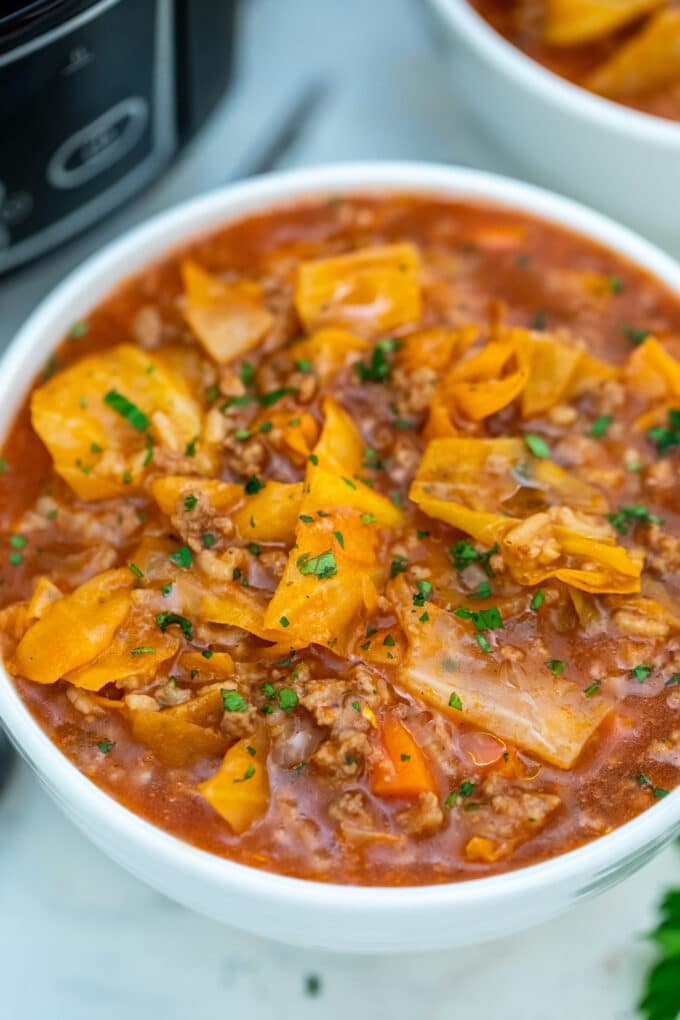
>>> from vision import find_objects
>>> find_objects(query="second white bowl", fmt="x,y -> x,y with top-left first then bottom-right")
427,0 -> 680,249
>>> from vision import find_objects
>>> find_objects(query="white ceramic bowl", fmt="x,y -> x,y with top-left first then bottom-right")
426,0 -> 680,249
2,162 -> 680,953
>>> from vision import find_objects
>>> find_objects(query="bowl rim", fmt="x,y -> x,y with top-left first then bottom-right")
430,0 -> 680,143
2,159 -> 680,915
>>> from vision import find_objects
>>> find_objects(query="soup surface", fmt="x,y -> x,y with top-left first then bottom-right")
471,0 -> 680,122
2,193 -> 680,886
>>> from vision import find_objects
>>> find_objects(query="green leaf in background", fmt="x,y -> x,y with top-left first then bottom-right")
640,884 -> 680,1020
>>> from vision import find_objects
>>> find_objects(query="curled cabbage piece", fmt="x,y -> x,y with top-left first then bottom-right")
295,243 -> 421,334
199,737 -> 269,833
15,569 -> 133,687
586,7 -> 680,99
391,578 -> 612,768
181,261 -> 273,363
543,0 -> 663,47
31,344 -> 209,499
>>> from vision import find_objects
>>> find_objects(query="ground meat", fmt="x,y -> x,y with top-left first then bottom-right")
131,305 -> 163,348
396,791 -> 444,837
392,365 -> 438,415
221,433 -> 268,478
645,522 -> 680,574
269,796 -> 331,872
301,666 -> 386,778
463,776 -> 561,861
328,790 -> 379,834
220,696 -> 257,742
169,493 -> 235,553
648,728 -> 680,768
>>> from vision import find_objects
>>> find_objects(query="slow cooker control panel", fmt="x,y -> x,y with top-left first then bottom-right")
0,0 -> 176,274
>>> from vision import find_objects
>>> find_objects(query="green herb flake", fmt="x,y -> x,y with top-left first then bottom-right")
333,530 -> 345,549
277,688 -> 299,713
202,533 -> 215,549
305,975 -> 322,998
160,582 -> 173,598
476,633 -> 492,654
608,504 -> 662,535
631,664 -> 653,683
221,689 -> 249,712
360,513 -> 376,525
531,588 -> 545,611
666,673 -> 680,687
620,325 -> 650,346
246,542 -> 261,557
70,320 -> 89,338
299,514 -> 314,523
183,494 -> 198,512
155,612 -> 193,640
356,337 -> 399,384
637,773 -> 669,800
103,390 -> 150,432
296,549 -> 337,580
609,276 -> 624,294
351,701 -> 361,712
131,646 -> 156,655
382,634 -> 395,647
413,579 -> 433,608
472,580 -> 491,599
589,415 -> 613,439
245,475 -> 265,495
128,562 -> 144,578
448,691 -> 463,711
96,738 -> 115,754
9,535 -> 27,550
294,358 -> 312,373
390,556 -> 408,578
280,616 -> 290,628
546,659 -> 566,676
259,387 -> 298,408
584,678 -> 602,698
9,552 -> 22,567
524,434 -> 550,459
169,545 -> 192,569
0,459 -> 7,475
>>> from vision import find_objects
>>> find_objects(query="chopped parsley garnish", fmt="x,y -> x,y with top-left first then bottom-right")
356,337 -> 399,383
589,415 -> 613,438
637,774 -> 669,799
472,580 -> 491,599
608,504 -> 661,535
103,390 -> 150,432
202,533 -> 215,549
240,361 -> 255,386
360,513 -> 376,525
221,689 -> 249,712
455,605 -> 503,632
450,540 -> 498,577
296,549 -> 337,579
390,556 -> 408,578
609,275 -> 624,294
169,544 -> 192,568
334,530 -> 345,548
413,579 -> 432,607
631,664 -> 653,682
128,562 -> 144,578
10,535 -> 26,550
448,691 -> 463,711
294,358 -> 312,373
277,688 -> 299,713
183,494 -> 197,511
160,582 -> 173,598
9,552 -> 22,566
259,387 -> 298,407
96,738 -> 115,754
445,780 -> 475,808
351,701 -> 361,712
305,975 -> 322,998
363,447 -> 384,470
530,588 -> 545,611
524,433 -> 550,458
382,634 -> 395,647
666,673 -> 680,687
245,475 -> 265,495
155,612 -> 193,640
621,325 -> 650,346
546,659 -> 566,676
185,436 -> 198,457
476,634 -> 492,654
584,678 -> 602,698
131,646 -> 155,655
201,649 -> 213,659
70,320 -> 89,338
648,409 -> 680,455
279,616 -> 290,628
246,542 -> 261,556
299,514 -> 314,523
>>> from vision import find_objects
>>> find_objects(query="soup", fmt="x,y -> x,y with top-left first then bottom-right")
2,193 -> 680,885
471,0 -> 680,123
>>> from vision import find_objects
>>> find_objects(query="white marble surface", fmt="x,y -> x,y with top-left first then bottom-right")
1,0 -> 679,1016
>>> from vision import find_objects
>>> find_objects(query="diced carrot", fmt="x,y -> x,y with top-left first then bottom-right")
371,715 -> 437,798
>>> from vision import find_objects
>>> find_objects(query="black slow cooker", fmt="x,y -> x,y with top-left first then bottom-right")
0,0 -> 238,274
